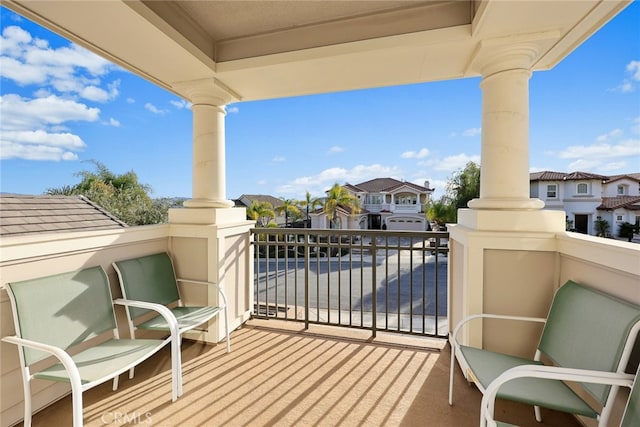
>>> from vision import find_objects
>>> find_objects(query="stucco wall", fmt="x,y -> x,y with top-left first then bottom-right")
483,249 -> 556,358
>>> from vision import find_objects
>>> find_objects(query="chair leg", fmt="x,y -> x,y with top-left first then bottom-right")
22,375 -> 32,427
534,405 -> 542,422
70,382 -> 84,427
170,335 -> 183,400
449,346 -> 456,405
224,306 -> 231,353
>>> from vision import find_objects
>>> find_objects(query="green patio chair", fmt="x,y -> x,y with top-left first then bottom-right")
480,365 -> 638,427
449,280 -> 640,427
113,252 -> 230,377
2,266 -> 182,427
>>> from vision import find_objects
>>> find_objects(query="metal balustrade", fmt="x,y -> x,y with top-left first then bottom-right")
251,228 -> 449,338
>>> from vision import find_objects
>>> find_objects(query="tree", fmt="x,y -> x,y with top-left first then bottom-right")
618,222 -> 635,242
425,198 -> 456,229
321,183 -> 361,229
274,198 -> 301,228
594,218 -> 610,237
447,161 -> 480,210
300,191 -> 321,228
246,200 -> 275,227
45,160 -> 167,225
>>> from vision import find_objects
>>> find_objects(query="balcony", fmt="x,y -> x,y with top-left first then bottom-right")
1,224 -> 637,426
21,320 -> 582,427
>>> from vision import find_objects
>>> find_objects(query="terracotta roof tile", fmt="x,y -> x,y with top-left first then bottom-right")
597,196 -> 640,211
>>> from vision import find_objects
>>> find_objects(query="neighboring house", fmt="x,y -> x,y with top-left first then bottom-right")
311,178 -> 434,231
234,194 -> 286,226
0,194 -> 127,237
530,171 -> 640,235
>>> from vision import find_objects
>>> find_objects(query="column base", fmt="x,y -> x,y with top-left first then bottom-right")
457,208 -> 565,233
467,197 -> 545,210
169,206 -> 250,225
183,198 -> 235,208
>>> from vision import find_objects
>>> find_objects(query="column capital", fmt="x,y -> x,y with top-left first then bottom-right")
172,77 -> 241,106
467,31 -> 559,78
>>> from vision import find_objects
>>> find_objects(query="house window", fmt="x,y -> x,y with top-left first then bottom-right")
617,185 -> 626,195
617,215 -> 623,221
366,195 -> 382,204
546,184 -> 557,198
576,183 -> 588,195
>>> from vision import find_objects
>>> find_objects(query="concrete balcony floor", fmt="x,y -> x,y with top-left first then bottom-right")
28,320 -> 580,427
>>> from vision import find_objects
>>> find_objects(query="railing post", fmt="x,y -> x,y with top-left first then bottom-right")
371,236 -> 377,339
304,233 -> 310,330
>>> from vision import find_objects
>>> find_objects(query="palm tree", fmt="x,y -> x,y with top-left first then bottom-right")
246,200 -> 275,227
322,183 -> 361,229
275,198 -> 301,228
300,191 -> 321,228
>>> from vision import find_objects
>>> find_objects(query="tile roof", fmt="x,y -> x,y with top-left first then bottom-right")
597,196 -> 640,211
235,194 -> 284,208
346,178 -> 431,193
0,194 -> 127,237
530,171 -> 639,182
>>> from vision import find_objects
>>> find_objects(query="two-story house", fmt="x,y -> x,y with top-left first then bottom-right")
530,171 -> 640,235
311,178 -> 434,231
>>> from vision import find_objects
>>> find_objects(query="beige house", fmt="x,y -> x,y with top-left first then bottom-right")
310,178 -> 434,231
1,2 -> 639,426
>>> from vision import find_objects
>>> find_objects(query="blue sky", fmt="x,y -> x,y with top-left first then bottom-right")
1,4 -> 639,201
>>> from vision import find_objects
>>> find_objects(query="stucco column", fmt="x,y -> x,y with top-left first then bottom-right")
468,47 -> 544,211
174,78 -> 237,209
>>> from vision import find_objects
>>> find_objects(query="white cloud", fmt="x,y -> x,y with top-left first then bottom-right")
0,131 -> 85,161
1,94 -> 100,130
596,128 -> 623,142
1,24 -> 118,102
425,153 -> 480,172
328,145 -> 344,154
462,127 -> 482,137
126,97 -> 135,104
107,118 -> 120,127
626,60 -> 640,81
599,161 -> 629,172
558,139 -> 640,159
170,99 -> 191,109
567,159 -> 600,171
401,148 -> 430,159
0,94 -> 96,161
227,106 -> 239,113
272,156 -> 286,162
613,60 -> 640,93
276,163 -> 401,196
144,103 -> 168,115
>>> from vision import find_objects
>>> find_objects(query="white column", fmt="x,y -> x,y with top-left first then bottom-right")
468,47 -> 544,211
174,78 -> 237,209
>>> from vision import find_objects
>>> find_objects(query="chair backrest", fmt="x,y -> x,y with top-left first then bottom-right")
6,266 -> 117,365
113,252 -> 180,319
539,280 -> 640,406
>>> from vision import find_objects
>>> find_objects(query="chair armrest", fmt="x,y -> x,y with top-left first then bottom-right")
2,335 -> 83,389
450,313 -> 546,348
480,365 -> 634,427
175,278 -> 229,309
114,299 -> 180,337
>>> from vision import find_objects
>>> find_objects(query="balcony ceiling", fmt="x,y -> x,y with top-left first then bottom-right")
3,0 -> 631,102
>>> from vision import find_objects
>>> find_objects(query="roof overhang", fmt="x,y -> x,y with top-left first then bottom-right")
2,0 -> 631,102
